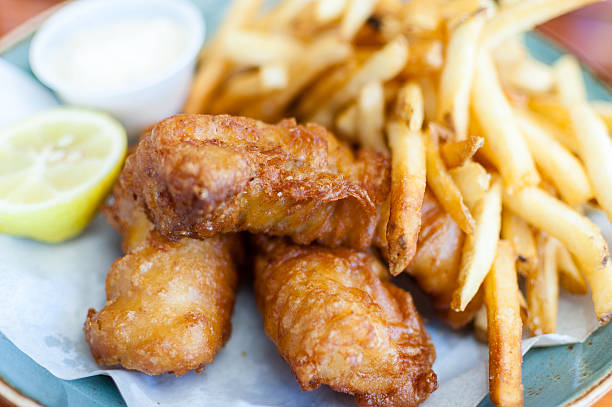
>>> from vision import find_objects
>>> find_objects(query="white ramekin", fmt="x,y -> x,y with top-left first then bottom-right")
29,0 -> 205,137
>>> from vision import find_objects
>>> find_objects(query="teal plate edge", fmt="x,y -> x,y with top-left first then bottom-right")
1,2 -> 612,406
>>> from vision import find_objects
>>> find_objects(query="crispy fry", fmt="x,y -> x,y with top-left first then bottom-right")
591,100 -> 612,130
556,241 -> 589,295
501,210 -> 536,277
527,232 -> 559,335
514,108 -> 593,205
402,39 -> 444,76
341,0 -> 376,39
417,75 -> 439,123
296,59 -> 360,118
555,55 -> 612,222
335,103 -> 358,141
395,81 -> 424,129
452,179 -> 502,311
425,128 -> 475,234
441,135 -> 485,169
244,35 -> 352,121
255,0 -> 310,29
482,0 -> 599,49
184,0 -> 262,113
525,96 -> 580,154
221,30 -> 305,66
357,81 -> 387,152
472,50 -> 539,190
387,120 -> 425,275
437,10 -> 485,139
499,56 -> 554,94
400,0 -> 442,35
449,161 -> 490,210
485,241 -> 523,407
474,305 -> 488,343
315,0 -> 346,23
503,186 -> 612,324
260,63 -> 288,90
310,36 -> 409,126
386,83 -> 426,275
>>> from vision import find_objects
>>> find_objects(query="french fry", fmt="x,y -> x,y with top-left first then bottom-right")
491,34 -> 526,65
260,63 -> 288,90
591,100 -> 612,130
185,59 -> 232,114
482,0 -> 599,49
387,120 -> 426,275
474,305 -> 488,343
256,0 -> 311,29
503,186 -> 612,324
501,210 -> 536,277
400,0 -> 442,35
417,75 -> 439,123
437,10 -> 485,139
500,56 -> 554,94
555,55 -> 612,223
527,232 -> 559,335
310,36 -> 409,126
449,161 -> 491,210
556,242 -> 588,295
221,30 -> 305,66
184,0 -> 263,113
452,179 -> 502,311
402,39 -> 444,76
296,59 -> 360,119
527,94 -> 572,130
485,241 -> 523,407
514,108 -> 593,205
525,96 -> 580,154
315,0 -> 347,24
441,135 -> 485,169
335,103 -> 358,141
341,0 -> 376,39
425,128 -> 476,234
210,70 -> 264,114
386,83 -> 426,275
472,50 -> 539,190
395,81 -> 424,129
242,35 -> 352,120
357,81 -> 387,152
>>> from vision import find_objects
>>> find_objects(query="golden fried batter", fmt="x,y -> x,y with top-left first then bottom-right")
253,237 -> 437,407
84,182 -> 241,376
122,114 -> 389,249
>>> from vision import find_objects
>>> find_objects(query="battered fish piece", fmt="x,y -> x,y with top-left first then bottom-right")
122,114 -> 389,249
84,182 -> 241,376
254,237 -> 437,407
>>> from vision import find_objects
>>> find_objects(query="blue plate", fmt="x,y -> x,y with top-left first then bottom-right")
1,2 -> 612,406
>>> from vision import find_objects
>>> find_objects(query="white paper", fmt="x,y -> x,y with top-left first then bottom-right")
0,211 -> 606,407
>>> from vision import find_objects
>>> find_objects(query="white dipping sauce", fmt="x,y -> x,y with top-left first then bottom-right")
50,17 -> 188,92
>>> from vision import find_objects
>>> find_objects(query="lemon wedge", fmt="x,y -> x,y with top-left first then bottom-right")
0,107 -> 127,242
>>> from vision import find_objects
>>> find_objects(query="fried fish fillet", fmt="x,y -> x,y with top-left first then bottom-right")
84,180 -> 241,376
121,114 -> 389,249
253,237 -> 437,407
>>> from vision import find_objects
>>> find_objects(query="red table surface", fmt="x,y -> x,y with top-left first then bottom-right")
1,0 -> 611,406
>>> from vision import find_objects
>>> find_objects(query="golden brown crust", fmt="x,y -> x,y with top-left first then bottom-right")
85,182 -> 242,376
253,237 -> 437,407
121,114 -> 389,249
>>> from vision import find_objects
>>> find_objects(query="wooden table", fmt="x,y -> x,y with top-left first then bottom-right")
0,1 -> 611,406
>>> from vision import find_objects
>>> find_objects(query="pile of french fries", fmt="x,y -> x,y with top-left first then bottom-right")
185,0 -> 612,405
